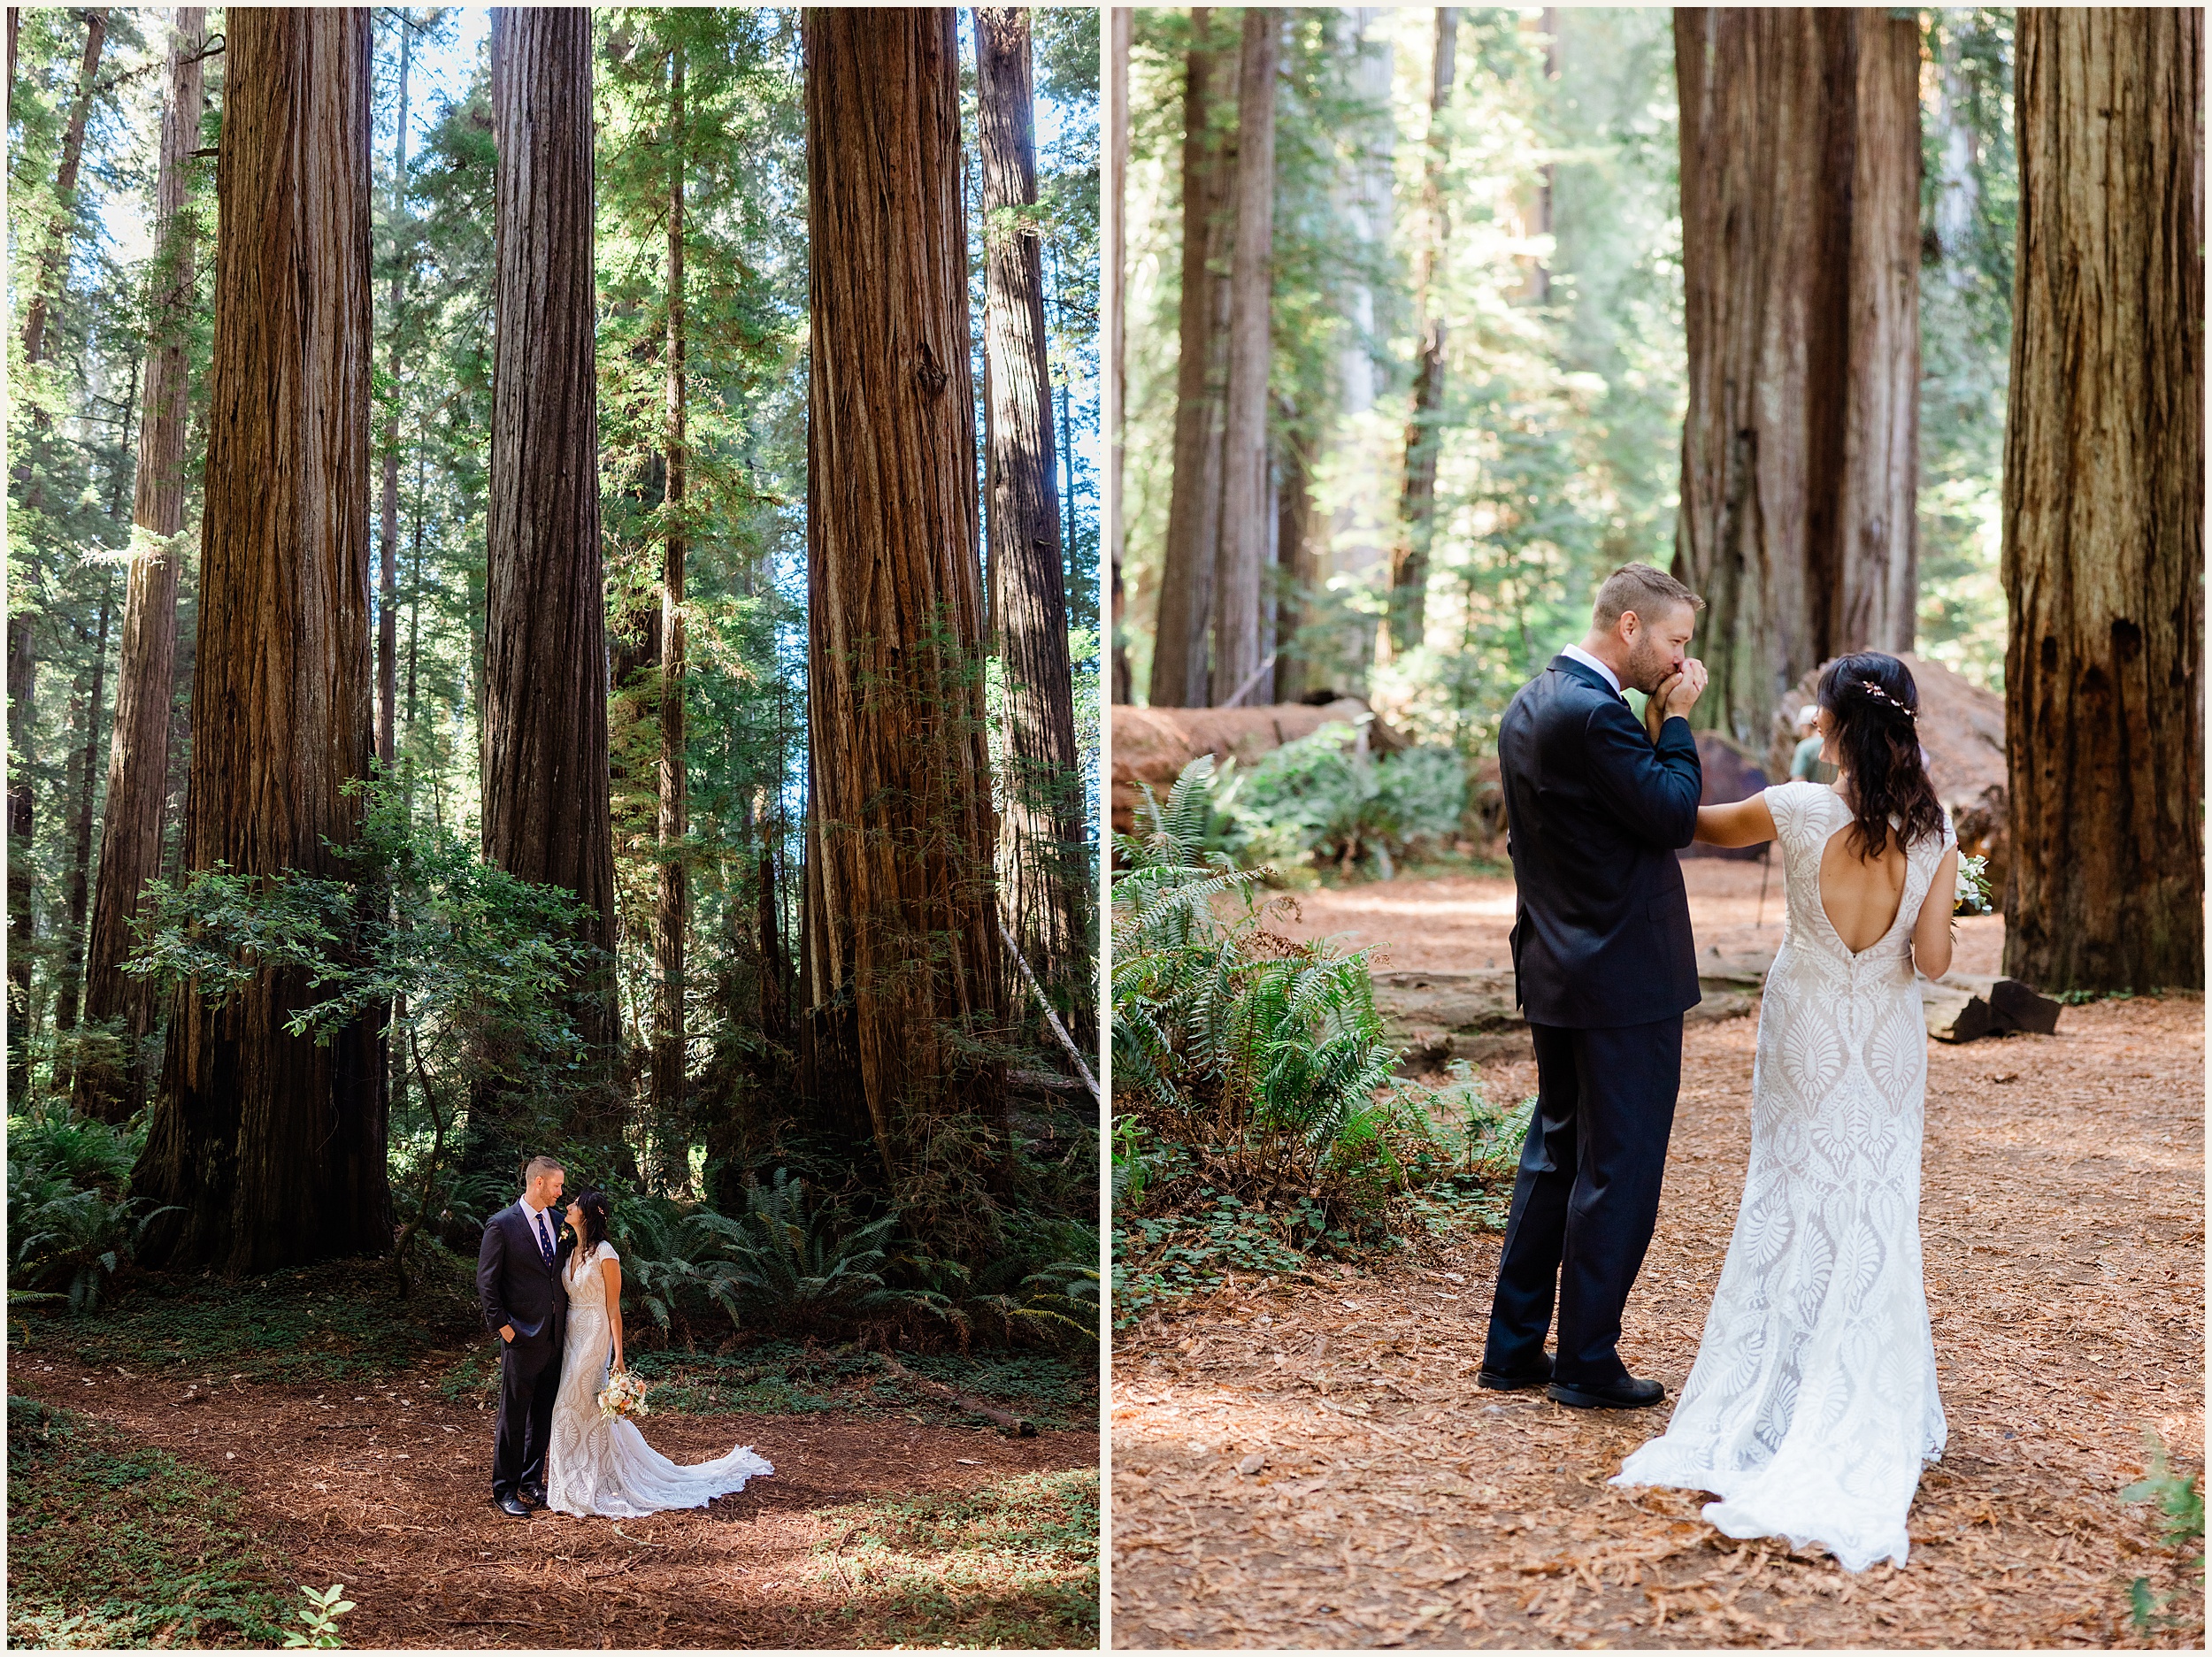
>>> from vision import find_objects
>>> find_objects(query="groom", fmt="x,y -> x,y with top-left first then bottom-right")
1479,563 -> 1708,1410
478,1155 -> 571,1516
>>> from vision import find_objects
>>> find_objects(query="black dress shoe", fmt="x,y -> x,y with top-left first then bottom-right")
1478,1354 -> 1554,1391
518,1485 -> 547,1509
1548,1375 -> 1664,1410
493,1494 -> 531,1517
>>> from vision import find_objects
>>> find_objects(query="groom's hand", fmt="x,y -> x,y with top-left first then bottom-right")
500,1323 -> 515,1344
1662,658 -> 1708,721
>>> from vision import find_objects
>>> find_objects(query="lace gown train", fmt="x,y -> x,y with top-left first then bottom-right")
1612,781 -> 1954,1571
545,1241 -> 772,1518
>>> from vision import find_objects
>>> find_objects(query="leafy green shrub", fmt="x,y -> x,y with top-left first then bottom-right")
708,1170 -> 957,1336
123,773 -> 610,1293
1111,758 -> 1525,1323
281,1584 -> 357,1650
5,1106 -> 175,1314
2124,1430 -> 2205,1632
1221,723 -> 1467,878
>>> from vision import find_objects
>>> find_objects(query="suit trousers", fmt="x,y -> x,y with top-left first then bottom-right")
490,1329 -> 562,1497
1483,1016 -> 1681,1386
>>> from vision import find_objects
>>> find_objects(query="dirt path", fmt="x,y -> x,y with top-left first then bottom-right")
1110,938 -> 2203,1647
14,1355 -> 1096,1649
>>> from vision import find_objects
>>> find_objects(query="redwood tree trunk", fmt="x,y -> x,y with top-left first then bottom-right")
1671,7 -> 1920,747
978,7 -> 1085,1010
653,43 -> 689,1155
1835,10 -> 1920,656
482,7 -> 618,1085
1390,6 -> 1455,662
80,6 -> 205,1120
799,7 -> 1006,1201
55,551 -> 118,1044
2002,7 -> 2203,993
132,7 -> 388,1273
1148,9 -> 1234,708
1210,4 -> 1279,709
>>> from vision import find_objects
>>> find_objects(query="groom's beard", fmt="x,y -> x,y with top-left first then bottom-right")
1624,639 -> 1677,698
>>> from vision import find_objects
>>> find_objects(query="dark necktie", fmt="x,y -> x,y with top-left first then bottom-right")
533,1211 -> 554,1270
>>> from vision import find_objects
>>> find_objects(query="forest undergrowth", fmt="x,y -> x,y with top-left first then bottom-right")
1110,758 -> 1531,1328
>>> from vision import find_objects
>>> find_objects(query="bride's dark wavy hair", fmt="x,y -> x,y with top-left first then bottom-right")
572,1189 -> 612,1254
1816,651 -> 1946,856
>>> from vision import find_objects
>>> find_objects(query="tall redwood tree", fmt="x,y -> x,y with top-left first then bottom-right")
977,6 -> 1085,1009
481,6 -> 618,1101
798,7 -> 1006,1198
1671,7 -> 1921,746
133,7 -> 388,1271
80,5 -> 207,1120
1148,8 -> 1233,709
2003,8 -> 2203,993
1209,4 -> 1279,708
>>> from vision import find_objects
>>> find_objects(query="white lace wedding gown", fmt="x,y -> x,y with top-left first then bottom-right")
544,1241 -> 773,1518
1613,781 -> 1955,1571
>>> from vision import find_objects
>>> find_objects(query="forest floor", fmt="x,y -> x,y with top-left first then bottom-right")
10,1258 -> 1098,1650
1113,867 -> 2203,1649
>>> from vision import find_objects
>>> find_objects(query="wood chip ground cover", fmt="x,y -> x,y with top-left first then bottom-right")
1112,882 -> 2202,1649
9,1349 -> 1098,1648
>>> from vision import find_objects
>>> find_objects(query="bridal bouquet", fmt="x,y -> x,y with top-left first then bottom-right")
596,1367 -> 650,1422
1954,852 -> 1993,917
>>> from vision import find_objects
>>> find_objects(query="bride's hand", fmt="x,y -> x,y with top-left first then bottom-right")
1646,672 -> 1682,743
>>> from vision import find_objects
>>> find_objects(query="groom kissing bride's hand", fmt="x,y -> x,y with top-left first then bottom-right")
1479,562 -> 1709,1414
1642,656 -> 1709,745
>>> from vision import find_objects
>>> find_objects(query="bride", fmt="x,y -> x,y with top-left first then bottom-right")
1612,650 -> 1960,1572
544,1189 -> 773,1518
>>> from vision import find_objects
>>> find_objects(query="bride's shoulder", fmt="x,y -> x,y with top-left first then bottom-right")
1760,778 -> 1823,832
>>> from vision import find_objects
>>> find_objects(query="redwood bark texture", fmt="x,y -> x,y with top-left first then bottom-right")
1671,8 -> 1921,747
81,7 -> 205,1118
1391,6 -> 1456,661
482,8 -> 618,1061
977,7 -> 1085,1007
1210,4 -> 1279,709
1148,9 -> 1233,709
132,7 -> 389,1272
2003,7 -> 2203,993
799,7 -> 1006,1178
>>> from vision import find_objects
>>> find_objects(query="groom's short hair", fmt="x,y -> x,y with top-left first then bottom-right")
1594,563 -> 1704,630
521,1155 -> 564,1187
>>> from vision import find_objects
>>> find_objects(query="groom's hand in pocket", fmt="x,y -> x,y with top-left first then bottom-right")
501,1324 -> 515,1344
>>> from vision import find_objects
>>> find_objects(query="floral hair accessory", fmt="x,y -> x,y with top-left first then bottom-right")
1856,679 -> 1915,721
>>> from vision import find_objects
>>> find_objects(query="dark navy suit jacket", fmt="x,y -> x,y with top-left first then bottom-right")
1500,655 -> 1703,1028
477,1201 -> 571,1349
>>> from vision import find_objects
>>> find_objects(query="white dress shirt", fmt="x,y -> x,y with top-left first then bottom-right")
1561,642 -> 1625,699
518,1193 -> 558,1267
